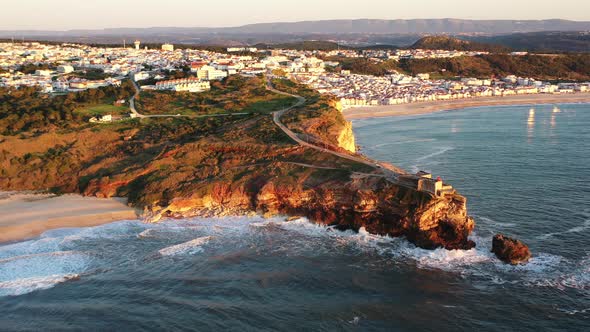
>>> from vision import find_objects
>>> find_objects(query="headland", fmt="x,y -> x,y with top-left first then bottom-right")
0,76 -> 475,250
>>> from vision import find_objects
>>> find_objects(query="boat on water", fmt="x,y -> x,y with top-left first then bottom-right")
553,105 -> 561,113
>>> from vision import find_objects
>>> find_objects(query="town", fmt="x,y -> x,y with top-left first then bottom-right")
1,41 -> 589,113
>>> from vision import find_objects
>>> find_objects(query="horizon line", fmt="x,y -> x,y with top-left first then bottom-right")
1,17 -> 589,32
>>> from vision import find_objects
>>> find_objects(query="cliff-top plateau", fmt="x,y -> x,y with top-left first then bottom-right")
0,75 -> 475,250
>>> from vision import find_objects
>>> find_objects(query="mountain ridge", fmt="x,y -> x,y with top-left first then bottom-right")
2,19 -> 590,36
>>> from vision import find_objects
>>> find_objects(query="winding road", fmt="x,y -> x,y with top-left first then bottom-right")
267,77 -> 402,181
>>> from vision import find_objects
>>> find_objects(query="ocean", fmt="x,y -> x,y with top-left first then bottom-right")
0,104 -> 588,331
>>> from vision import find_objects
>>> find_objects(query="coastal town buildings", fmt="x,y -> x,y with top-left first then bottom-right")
0,41 -> 589,107
155,78 -> 211,93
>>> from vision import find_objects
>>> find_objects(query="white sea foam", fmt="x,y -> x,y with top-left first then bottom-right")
557,307 -> 590,316
473,215 -> 516,228
158,236 -> 213,256
537,218 -> 590,239
138,229 -> 157,238
137,224 -> 211,240
373,139 -> 436,149
565,219 -> 590,234
0,251 -> 89,297
135,217 -> 587,295
415,146 -> 454,162
0,274 -> 80,297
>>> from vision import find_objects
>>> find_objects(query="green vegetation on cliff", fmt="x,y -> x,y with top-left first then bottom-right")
136,76 -> 297,115
329,54 -> 590,80
399,54 -> 590,80
274,78 -> 350,149
0,76 -> 366,206
0,81 -> 136,135
326,57 -> 401,76
410,36 -> 510,53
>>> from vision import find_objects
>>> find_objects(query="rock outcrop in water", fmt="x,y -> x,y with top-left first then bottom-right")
144,175 -> 475,250
491,234 -> 531,265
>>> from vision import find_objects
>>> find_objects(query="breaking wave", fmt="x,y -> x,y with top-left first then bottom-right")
415,146 -> 454,162
0,214 -> 587,299
0,251 -> 89,297
158,236 -> 214,256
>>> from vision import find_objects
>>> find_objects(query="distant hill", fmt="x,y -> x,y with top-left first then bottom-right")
2,19 -> 590,52
411,36 -> 510,53
255,41 -> 342,51
468,31 -> 590,53
227,19 -> 590,34
2,19 -> 590,38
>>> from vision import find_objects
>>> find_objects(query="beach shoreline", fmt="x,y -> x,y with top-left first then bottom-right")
343,93 -> 590,120
0,193 -> 140,244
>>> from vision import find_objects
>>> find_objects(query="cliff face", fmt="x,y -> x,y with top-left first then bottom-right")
144,174 -> 475,250
336,121 -> 356,153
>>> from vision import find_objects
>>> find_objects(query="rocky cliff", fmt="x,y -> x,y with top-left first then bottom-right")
144,173 -> 475,250
336,121 -> 356,153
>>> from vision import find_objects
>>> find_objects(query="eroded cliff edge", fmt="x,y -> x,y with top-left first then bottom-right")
143,173 -> 475,250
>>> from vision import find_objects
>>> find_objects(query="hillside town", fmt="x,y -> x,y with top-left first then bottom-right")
1,41 -> 589,110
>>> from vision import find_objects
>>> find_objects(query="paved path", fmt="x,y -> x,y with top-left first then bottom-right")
267,78 -> 402,181
129,79 -> 146,119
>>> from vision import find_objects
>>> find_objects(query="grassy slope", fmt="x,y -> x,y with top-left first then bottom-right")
0,76 -> 371,208
136,75 -> 297,116
330,54 -> 590,81
74,104 -> 129,117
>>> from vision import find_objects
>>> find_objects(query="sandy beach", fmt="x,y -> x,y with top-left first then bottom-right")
343,93 -> 590,120
0,193 -> 139,243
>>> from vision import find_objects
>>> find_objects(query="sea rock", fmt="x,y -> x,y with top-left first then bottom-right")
491,234 -> 531,265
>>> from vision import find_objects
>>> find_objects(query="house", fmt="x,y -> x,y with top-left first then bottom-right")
133,71 -> 150,81
35,69 -> 52,77
155,78 -> 211,93
196,65 -> 228,81
190,61 -> 208,73
89,114 -> 113,123
57,65 -> 74,74
161,44 -> 174,52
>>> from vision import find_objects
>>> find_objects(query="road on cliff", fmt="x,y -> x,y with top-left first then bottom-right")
266,77 -> 402,181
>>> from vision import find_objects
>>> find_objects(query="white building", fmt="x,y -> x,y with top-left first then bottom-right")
52,80 -> 69,91
196,65 -> 228,81
161,44 -> 174,52
155,78 -> 211,93
57,65 -> 74,74
35,69 -> 52,76
134,71 -> 150,81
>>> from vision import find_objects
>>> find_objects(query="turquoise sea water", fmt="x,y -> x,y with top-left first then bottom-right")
0,104 -> 588,331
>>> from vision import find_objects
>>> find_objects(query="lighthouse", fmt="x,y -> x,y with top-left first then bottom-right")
134,40 -> 141,50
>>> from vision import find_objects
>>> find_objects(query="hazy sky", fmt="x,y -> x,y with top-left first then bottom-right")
1,0 -> 590,30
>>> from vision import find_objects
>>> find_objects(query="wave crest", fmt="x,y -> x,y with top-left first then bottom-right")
158,236 -> 214,256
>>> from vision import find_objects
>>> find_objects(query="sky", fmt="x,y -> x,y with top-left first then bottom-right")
1,0 -> 589,30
